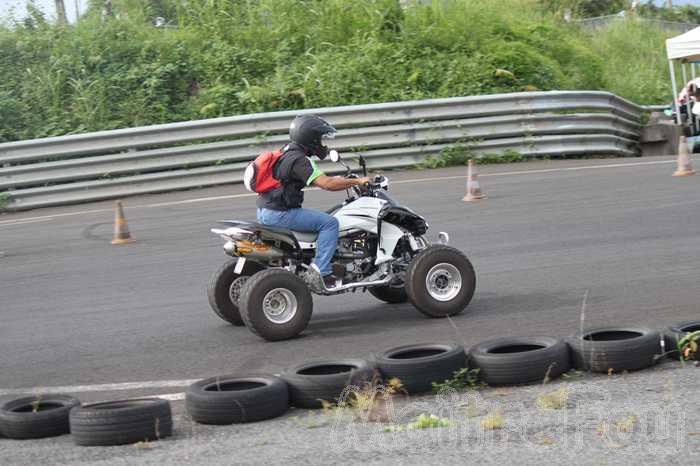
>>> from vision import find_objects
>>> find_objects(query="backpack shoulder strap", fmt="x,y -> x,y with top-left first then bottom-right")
274,145 -> 305,181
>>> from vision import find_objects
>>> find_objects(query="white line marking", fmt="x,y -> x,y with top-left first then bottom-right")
153,392 -> 186,402
0,379 -> 201,396
142,192 -> 256,208
0,217 -> 54,227
0,208 -> 112,224
391,159 -> 677,185
90,392 -> 186,404
0,159 -> 680,222
140,160 -> 679,207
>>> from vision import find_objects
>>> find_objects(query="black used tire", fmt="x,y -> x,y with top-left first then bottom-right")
281,359 -> 375,409
374,343 -> 466,394
664,321 -> 700,361
186,375 -> 289,424
207,259 -> 265,326
240,269 -> 313,341
0,394 -> 80,439
566,327 -> 661,373
70,398 -> 172,446
469,337 -> 570,386
369,284 -> 408,304
405,246 -> 476,318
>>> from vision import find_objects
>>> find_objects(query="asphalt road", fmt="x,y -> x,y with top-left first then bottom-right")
1,156 -> 699,400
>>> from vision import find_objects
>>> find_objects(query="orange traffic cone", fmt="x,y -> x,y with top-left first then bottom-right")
463,159 -> 486,202
673,136 -> 696,177
111,201 -> 135,245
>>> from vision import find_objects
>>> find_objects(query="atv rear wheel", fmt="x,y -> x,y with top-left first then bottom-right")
240,269 -> 313,341
207,259 -> 265,326
405,245 -> 475,318
369,284 -> 408,304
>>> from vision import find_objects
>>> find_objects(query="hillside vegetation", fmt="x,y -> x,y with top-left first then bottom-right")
0,0 -> 683,143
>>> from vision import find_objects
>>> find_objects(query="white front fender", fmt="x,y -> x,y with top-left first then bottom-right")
376,222 -> 403,265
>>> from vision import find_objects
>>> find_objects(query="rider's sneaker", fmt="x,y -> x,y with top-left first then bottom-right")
322,274 -> 337,290
302,265 -> 324,292
303,264 -> 337,292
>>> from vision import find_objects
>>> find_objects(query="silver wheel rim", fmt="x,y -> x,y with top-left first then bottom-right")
425,263 -> 462,302
229,277 -> 249,306
262,288 -> 298,324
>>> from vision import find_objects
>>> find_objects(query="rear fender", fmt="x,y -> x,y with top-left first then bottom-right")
216,220 -> 300,250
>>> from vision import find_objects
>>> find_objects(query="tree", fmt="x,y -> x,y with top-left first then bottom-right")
54,0 -> 68,24
540,0 -> 630,18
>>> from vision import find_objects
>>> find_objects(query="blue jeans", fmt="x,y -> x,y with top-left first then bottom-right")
257,208 -> 339,276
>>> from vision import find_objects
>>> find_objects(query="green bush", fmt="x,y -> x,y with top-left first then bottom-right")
586,19 -> 675,105
0,0 -> 679,142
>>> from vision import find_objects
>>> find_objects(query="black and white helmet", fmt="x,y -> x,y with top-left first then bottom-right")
289,115 -> 337,160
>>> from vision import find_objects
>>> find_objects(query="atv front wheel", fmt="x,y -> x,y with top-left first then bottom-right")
240,269 -> 313,341
405,245 -> 475,318
207,259 -> 265,326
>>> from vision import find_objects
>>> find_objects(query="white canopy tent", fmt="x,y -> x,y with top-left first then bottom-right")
666,26 -> 700,125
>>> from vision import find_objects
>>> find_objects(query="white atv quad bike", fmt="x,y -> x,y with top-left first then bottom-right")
208,151 -> 476,341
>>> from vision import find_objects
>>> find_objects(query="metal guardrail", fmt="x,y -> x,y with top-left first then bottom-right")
575,15 -> 697,33
0,91 -> 647,212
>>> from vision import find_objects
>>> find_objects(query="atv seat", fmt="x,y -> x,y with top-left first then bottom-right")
219,220 -> 318,244
290,230 -> 318,244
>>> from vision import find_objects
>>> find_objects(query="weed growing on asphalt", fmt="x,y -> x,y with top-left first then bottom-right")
30,396 -> 42,413
0,193 -> 9,210
560,370 -> 584,380
678,331 -> 700,361
481,410 -> 505,430
419,145 -> 526,169
461,403 -> 484,418
614,415 -> 638,433
457,396 -> 486,418
419,144 -> 476,169
536,434 -> 556,446
320,399 -> 344,415
536,387 -> 570,410
476,149 -> 525,164
432,368 -> 482,394
384,413 -> 450,432
320,376 -> 405,422
293,412 -> 329,429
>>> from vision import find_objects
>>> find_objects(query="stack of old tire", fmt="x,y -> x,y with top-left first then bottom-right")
0,397 -> 173,446
184,319 -> 699,427
1,320 -> 697,443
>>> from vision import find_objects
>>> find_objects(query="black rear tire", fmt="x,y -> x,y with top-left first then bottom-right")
207,259 -> 265,326
369,284 -> 408,304
240,269 -> 313,341
405,246 -> 476,318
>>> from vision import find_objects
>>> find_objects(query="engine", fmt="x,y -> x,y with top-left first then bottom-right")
332,233 -> 375,282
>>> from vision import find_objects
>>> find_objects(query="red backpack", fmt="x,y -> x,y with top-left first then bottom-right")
243,147 -> 287,193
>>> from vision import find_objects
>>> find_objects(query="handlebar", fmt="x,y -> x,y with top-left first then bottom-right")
345,175 -> 388,199
331,150 -> 387,198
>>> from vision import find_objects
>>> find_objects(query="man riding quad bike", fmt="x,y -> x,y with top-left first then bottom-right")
208,115 -> 476,341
